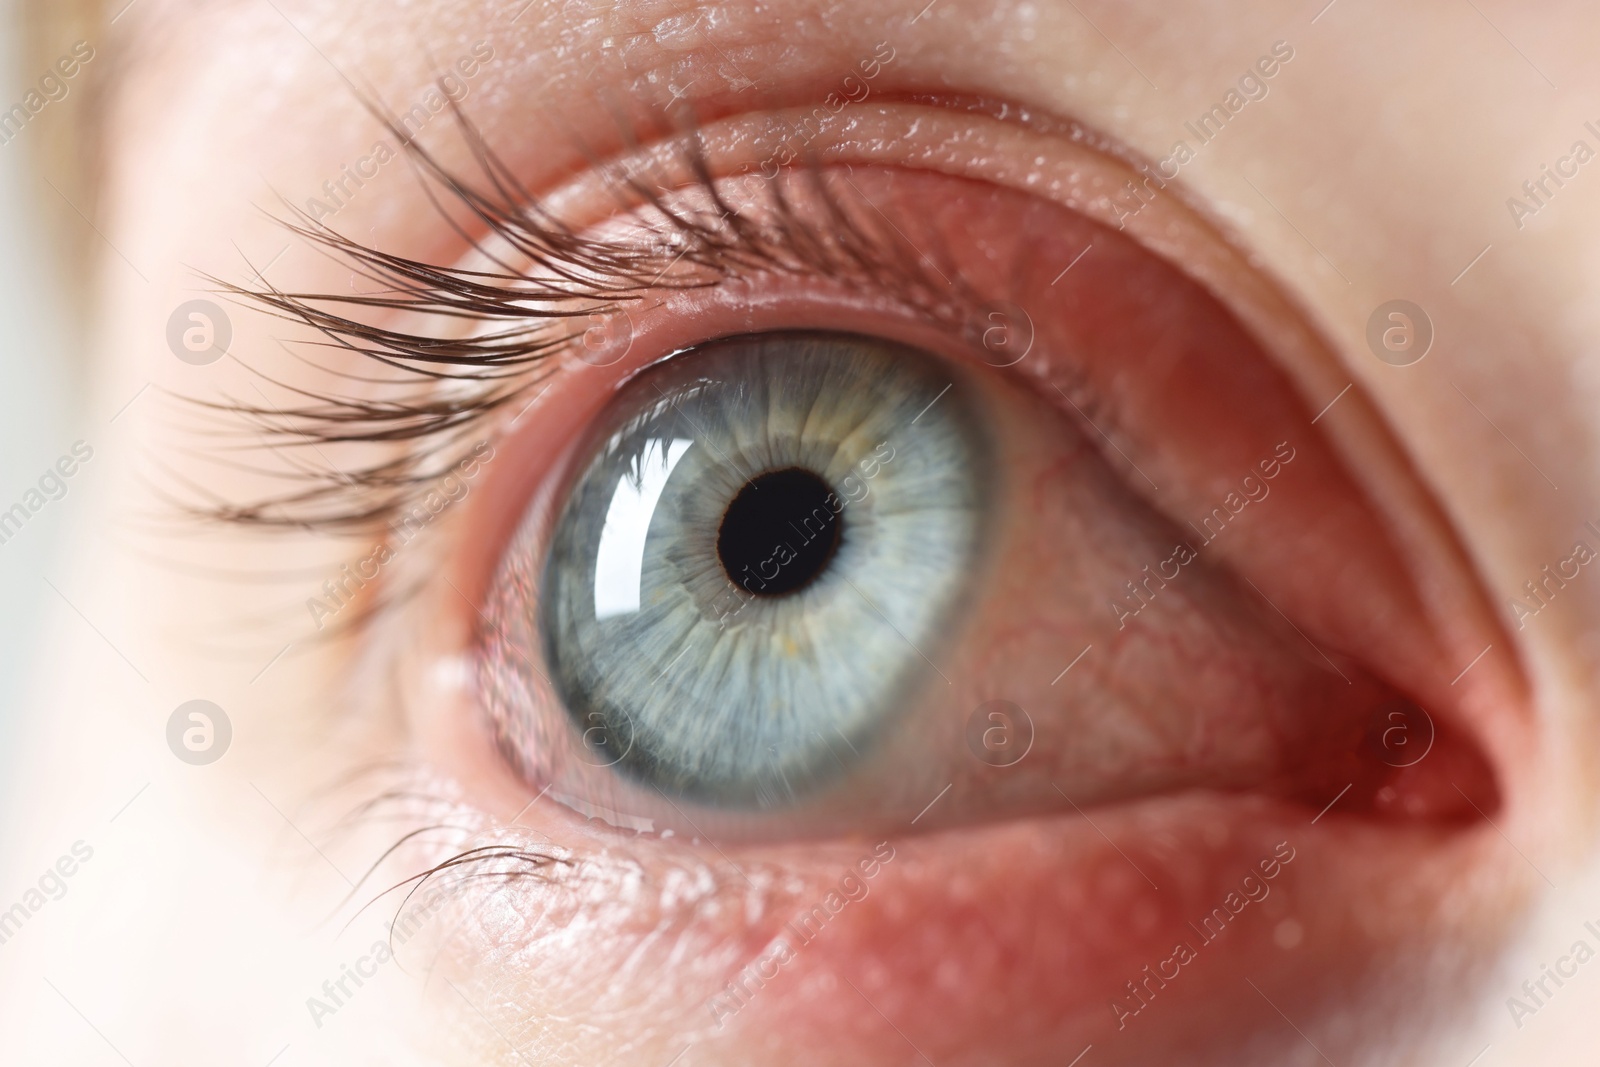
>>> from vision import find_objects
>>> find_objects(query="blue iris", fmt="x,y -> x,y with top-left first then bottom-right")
541,331 -> 990,807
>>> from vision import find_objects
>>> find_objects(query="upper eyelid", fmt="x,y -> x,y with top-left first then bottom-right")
189,110 -> 1032,539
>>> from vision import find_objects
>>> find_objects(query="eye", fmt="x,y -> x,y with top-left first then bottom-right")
218,100 -> 1516,1060
540,331 -> 988,808
413,155 -> 1503,846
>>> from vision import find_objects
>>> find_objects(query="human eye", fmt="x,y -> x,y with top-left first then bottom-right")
531,329 -> 989,819
195,62 -> 1518,1067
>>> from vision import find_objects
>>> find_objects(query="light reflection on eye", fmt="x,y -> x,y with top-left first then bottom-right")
540,331 -> 989,807
591,435 -> 695,621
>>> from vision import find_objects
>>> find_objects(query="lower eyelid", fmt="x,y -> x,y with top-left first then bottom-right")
375,786 -> 1511,1065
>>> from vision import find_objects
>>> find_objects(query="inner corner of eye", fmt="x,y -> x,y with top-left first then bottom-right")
509,329 -> 992,809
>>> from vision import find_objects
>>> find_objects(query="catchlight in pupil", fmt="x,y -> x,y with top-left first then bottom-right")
718,467 -> 841,597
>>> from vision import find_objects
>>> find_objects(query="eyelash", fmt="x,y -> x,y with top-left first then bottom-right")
195,105 -> 990,538
325,766 -> 571,936
191,102 -> 1018,916
198,98 -> 1139,926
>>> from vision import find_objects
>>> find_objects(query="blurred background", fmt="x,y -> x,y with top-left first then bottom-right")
0,0 -> 83,739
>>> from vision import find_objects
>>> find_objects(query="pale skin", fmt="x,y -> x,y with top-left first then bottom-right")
2,1 -> 1599,1064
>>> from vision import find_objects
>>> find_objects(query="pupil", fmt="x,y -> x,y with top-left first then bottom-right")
717,467 -> 842,597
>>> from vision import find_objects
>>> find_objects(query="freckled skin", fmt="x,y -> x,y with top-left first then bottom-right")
0,1 -> 1596,1065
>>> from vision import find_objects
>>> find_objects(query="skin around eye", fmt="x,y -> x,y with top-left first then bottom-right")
387,150 -> 1517,1064
12,0 -> 1599,1065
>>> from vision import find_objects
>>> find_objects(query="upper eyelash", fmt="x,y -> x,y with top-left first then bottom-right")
180,92 -> 1145,927
188,97 -> 983,536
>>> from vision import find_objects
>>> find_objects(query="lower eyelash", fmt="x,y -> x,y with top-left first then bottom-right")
328,764 -> 775,999
325,768 -> 573,937
190,102 -> 983,538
